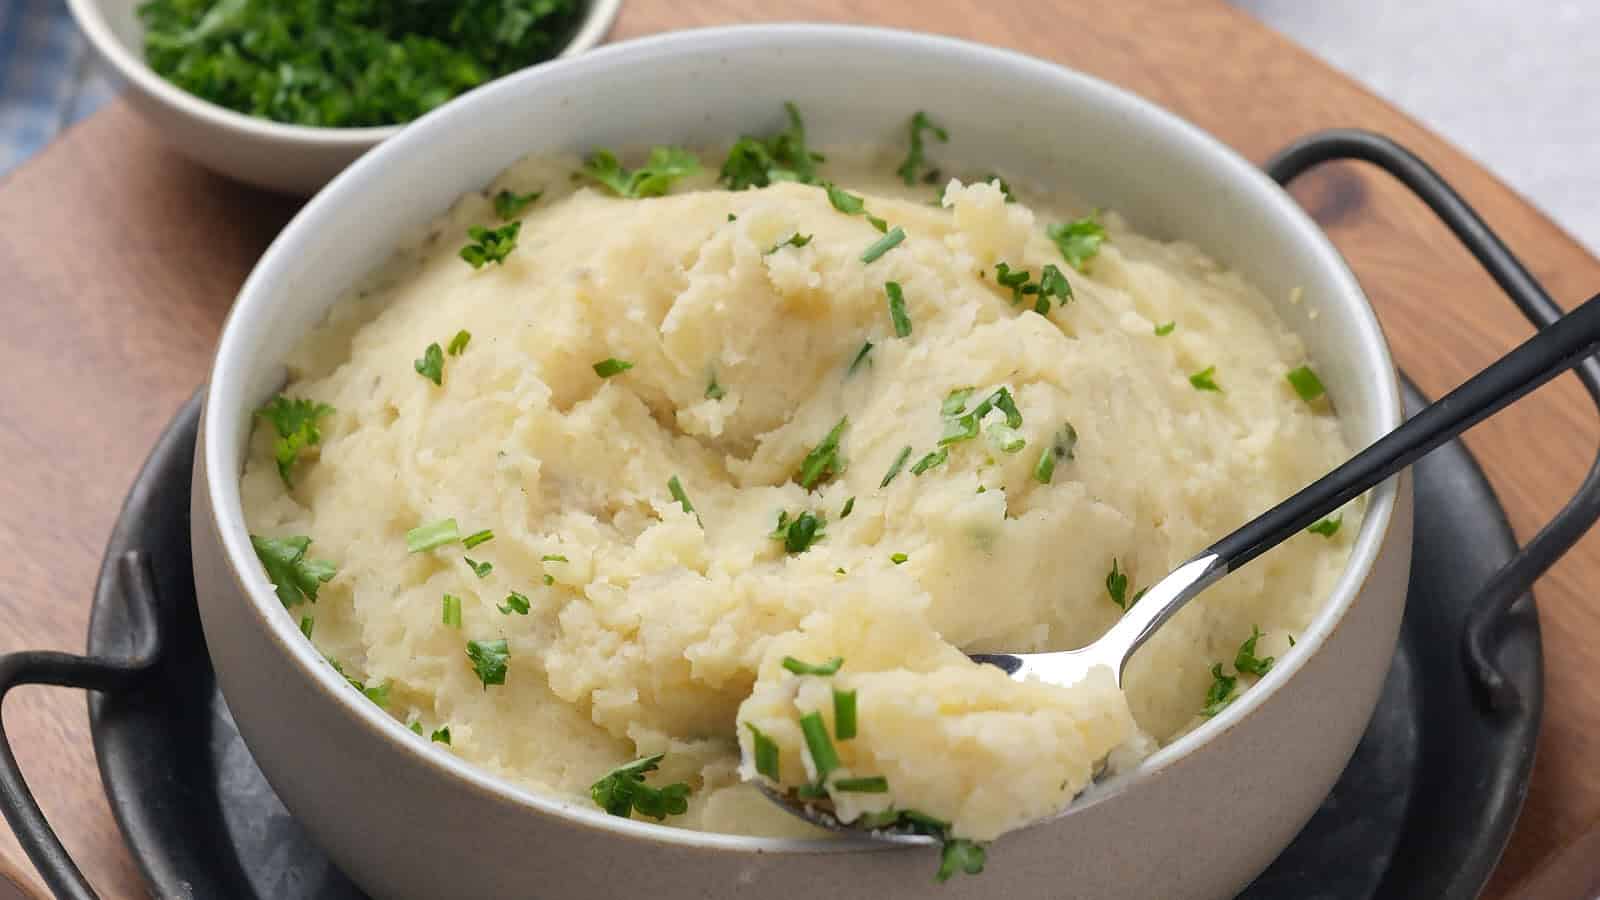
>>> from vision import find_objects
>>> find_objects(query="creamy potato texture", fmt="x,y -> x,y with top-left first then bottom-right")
241,150 -> 1356,843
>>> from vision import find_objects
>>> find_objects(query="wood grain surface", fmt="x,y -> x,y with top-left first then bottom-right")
1,0 -> 1598,897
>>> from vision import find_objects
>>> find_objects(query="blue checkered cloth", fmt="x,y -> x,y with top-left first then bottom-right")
0,0 -> 119,175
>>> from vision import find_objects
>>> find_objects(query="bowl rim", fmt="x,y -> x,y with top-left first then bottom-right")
200,23 -> 1403,854
64,0 -> 624,146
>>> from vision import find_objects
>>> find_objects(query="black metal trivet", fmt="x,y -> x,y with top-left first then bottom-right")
1,131 -> 1593,900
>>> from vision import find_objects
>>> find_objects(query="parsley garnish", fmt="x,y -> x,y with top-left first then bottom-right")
994,262 -> 1034,305
798,417 -> 848,490
360,679 -> 391,709
1287,365 -> 1326,404
1307,514 -> 1342,537
798,711 -> 840,781
885,281 -> 912,337
1189,366 -> 1222,392
462,529 -> 493,550
862,227 -> 906,263
840,496 -> 855,519
299,616 -> 314,638
431,726 -> 452,744
255,395 -> 334,488
406,518 -> 459,553
250,535 -> 336,608
835,776 -> 888,793
447,330 -> 471,356
939,386 -> 1022,447
719,102 -> 822,189
459,222 -> 520,268
1106,559 -> 1131,609
1155,321 -> 1177,336
766,232 -> 813,254
772,510 -> 827,554
410,720 -> 423,736
890,552 -> 908,565
1036,264 -> 1074,311
493,189 -> 541,220
498,591 -> 530,616
442,594 -> 462,627
592,358 -> 633,378
883,441 -> 921,483
911,447 -> 949,475
1235,625 -> 1276,676
1048,215 -> 1107,272
705,373 -> 726,400
466,638 -> 509,688
581,146 -> 701,198
414,342 -> 444,385
834,688 -> 857,739
896,111 -> 949,185
464,556 -> 493,578
848,341 -> 874,375
938,839 -> 987,883
783,656 -> 844,676
667,475 -> 701,526
1201,662 -> 1237,716
590,755 -> 691,821
825,183 -> 866,215
747,723 -> 780,780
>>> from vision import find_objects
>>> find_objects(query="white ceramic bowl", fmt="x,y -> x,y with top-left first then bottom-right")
65,0 -> 622,195
192,25 -> 1414,900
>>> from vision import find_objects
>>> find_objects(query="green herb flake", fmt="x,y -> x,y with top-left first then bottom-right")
255,395 -> 334,488
494,189 -> 541,221
667,475 -> 702,527
1307,514 -> 1343,538
431,726 -> 452,744
866,214 -> 889,233
1189,366 -> 1222,392
1106,559 -> 1130,610
986,422 -> 1026,454
592,358 -> 634,378
361,679 -> 391,709
1037,263 -> 1074,310
994,261 -> 1034,305
543,574 -> 555,586
937,839 -> 987,883
442,594 -> 462,628
747,723 -> 780,780
589,754 -> 691,821
446,330 -> 471,357
414,342 -> 444,386
798,417 -> 848,490
825,182 -> 867,215
840,496 -> 856,519
1287,365 -> 1327,404
466,638 -> 510,688
582,146 -> 701,198
462,529 -> 494,550
783,656 -> 844,676
498,591 -> 530,616
406,518 -> 459,553
1155,321 -> 1177,336
1235,625 -> 1276,677
896,111 -> 949,185
459,222 -> 520,269
250,535 -> 337,608
798,711 -> 840,780
848,341 -> 875,376
881,446 -> 914,487
1047,215 -> 1107,272
464,557 -> 493,578
1201,662 -> 1237,717
410,720 -> 424,736
833,688 -> 858,740
541,553 -> 568,563
299,616 -> 314,638
705,373 -> 726,400
834,776 -> 888,793
885,281 -> 912,337
1036,423 -> 1078,485
719,102 -> 822,190
890,552 -> 909,565
772,510 -> 827,554
911,447 -> 949,475
862,227 -> 906,264
766,232 -> 813,255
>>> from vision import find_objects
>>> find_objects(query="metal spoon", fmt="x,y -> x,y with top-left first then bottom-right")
762,290 -> 1600,840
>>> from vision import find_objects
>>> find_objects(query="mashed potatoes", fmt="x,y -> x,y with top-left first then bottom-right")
241,144 -> 1355,846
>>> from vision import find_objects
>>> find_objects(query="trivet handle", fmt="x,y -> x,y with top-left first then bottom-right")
1265,130 -> 1600,712
0,551 -> 162,900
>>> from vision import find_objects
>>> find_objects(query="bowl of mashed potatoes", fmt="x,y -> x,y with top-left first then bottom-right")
192,24 -> 1413,900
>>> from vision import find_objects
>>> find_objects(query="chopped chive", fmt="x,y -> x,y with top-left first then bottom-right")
766,232 -> 813,255
861,226 -> 906,263
442,594 -> 462,627
783,656 -> 844,676
447,330 -> 472,356
885,281 -> 912,337
746,723 -> 780,780
840,496 -> 855,519
667,475 -> 700,526
1286,365 -> 1326,403
890,552 -> 908,565
798,711 -> 840,780
464,557 -> 493,578
834,688 -> 858,740
866,214 -> 889,233
593,358 -> 634,378
299,616 -> 314,638
414,342 -> 444,385
798,417 -> 848,490
881,445 -> 913,487
847,341 -> 874,375
541,554 -> 568,562
1034,446 -> 1057,484
498,591 -> 530,615
462,529 -> 494,550
1154,321 -> 1176,336
406,518 -> 460,553
834,776 -> 888,793
911,447 -> 948,475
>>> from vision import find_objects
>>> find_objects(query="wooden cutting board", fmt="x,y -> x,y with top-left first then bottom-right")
1,0 -> 1597,896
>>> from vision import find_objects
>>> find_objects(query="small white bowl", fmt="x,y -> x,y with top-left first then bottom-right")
65,0 -> 623,195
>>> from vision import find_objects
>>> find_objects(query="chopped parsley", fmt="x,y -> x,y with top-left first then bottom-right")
462,529 -> 493,550
498,591 -> 530,616
1047,215 -> 1107,272
782,656 -> 844,676
840,496 -> 855,519
772,510 -> 827,554
719,102 -> 822,189
581,146 -> 701,198
1307,513 -> 1342,537
250,535 -> 336,608
798,711 -> 840,780
299,616 -> 314,638
834,688 -> 858,739
835,776 -> 888,793
766,232 -> 813,254
459,222 -> 520,268
446,330 -> 471,356
1235,625 -> 1276,677
1036,264 -> 1074,311
890,552 -> 909,565
667,475 -> 701,526
847,341 -> 875,375
414,342 -> 444,385
747,723 -> 780,780
465,638 -> 509,688
825,183 -> 866,215
939,386 -> 1022,447
798,417 -> 848,490
994,262 -> 1034,305
493,189 -> 541,220
861,227 -> 906,264
590,755 -> 691,821
896,111 -> 949,185
406,518 -> 459,553
1201,662 -> 1237,717
431,726 -> 452,744
881,445 -> 914,487
911,447 -> 949,475
442,594 -> 462,628
592,358 -> 634,378
360,679 -> 391,709
410,720 -> 423,736
1155,321 -> 1177,336
255,395 -> 334,488
1189,366 -> 1222,392
705,373 -> 726,400
1106,559 -> 1130,610
938,839 -> 987,883
464,556 -> 493,578
1287,365 -> 1327,404
885,281 -> 912,337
